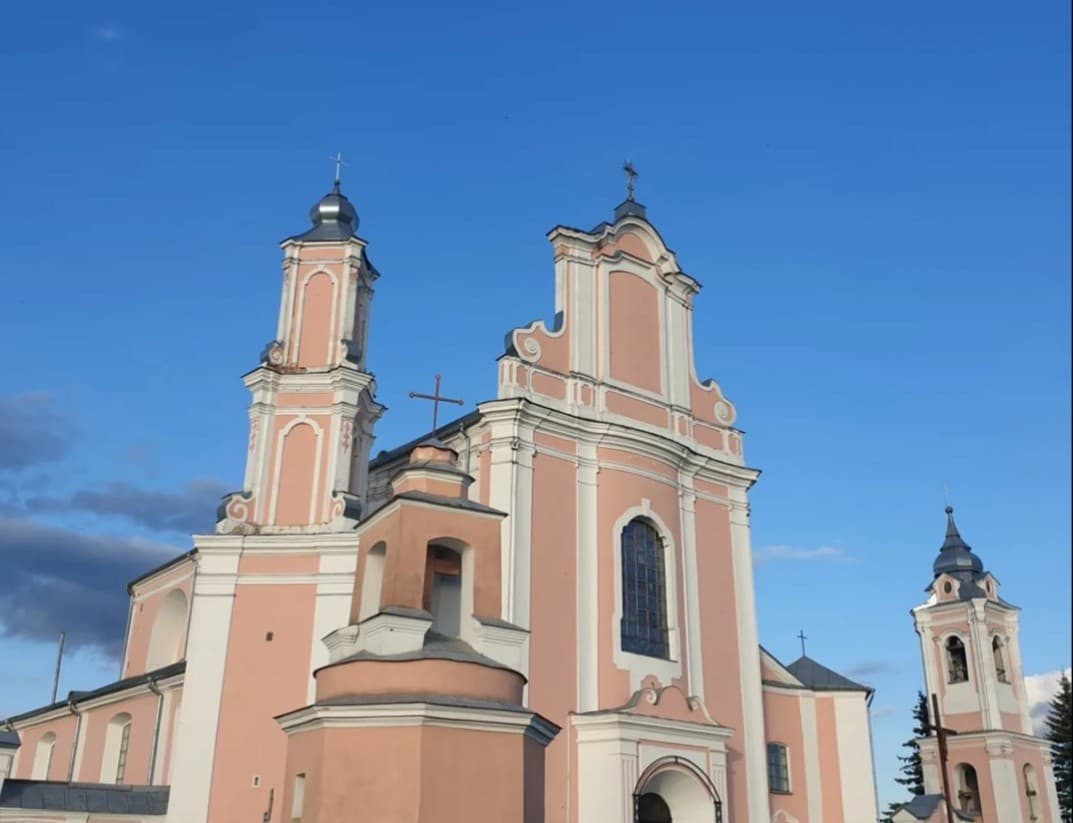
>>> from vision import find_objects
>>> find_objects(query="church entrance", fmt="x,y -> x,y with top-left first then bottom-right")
638,792 -> 673,823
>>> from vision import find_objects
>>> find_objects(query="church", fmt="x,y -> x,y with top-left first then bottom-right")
0,174 -> 1057,823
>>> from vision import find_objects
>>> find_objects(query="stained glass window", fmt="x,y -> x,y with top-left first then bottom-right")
621,518 -> 669,659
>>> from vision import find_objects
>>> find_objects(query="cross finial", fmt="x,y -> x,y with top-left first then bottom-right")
623,160 -> 638,201
408,374 -> 465,430
330,152 -> 347,189
943,481 -> 952,508
797,629 -> 808,658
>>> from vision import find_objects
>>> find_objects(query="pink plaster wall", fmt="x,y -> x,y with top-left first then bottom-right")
275,421 -> 319,526
526,451 -> 577,823
161,690 -> 181,783
12,714 -> 76,780
123,563 -> 194,679
605,389 -> 669,428
209,582 -> 316,823
296,272 -> 334,368
816,696 -> 845,823
75,691 -> 158,784
608,270 -> 661,394
762,689 -> 811,822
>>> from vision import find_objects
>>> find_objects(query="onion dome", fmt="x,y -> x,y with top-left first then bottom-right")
932,506 -> 985,578
289,182 -> 359,242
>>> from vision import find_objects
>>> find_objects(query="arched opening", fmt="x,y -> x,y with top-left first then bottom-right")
1024,763 -> 1040,820
358,541 -> 386,622
145,589 -> 188,671
946,636 -> 969,683
424,543 -> 463,637
636,758 -> 721,823
637,793 -> 672,823
101,713 -> 133,784
621,517 -> 669,659
992,636 -> 1009,683
31,732 -> 55,780
296,271 -> 334,368
955,763 -> 981,815
275,421 -> 319,526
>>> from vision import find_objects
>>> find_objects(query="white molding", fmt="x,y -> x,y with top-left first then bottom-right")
677,475 -> 704,699
576,444 -> 600,712
352,612 -> 431,655
277,701 -> 558,747
799,691 -> 823,823
832,692 -> 879,822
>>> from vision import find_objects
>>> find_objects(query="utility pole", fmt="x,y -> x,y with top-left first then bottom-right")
931,692 -> 959,823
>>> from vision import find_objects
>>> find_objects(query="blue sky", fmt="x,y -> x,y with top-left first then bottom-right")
0,0 -> 1069,812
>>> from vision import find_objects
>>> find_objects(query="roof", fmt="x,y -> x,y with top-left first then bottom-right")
894,793 -> 975,821
126,548 -> 196,593
330,624 -> 521,676
0,730 -> 19,748
0,780 -> 169,815
369,411 -> 481,470
5,662 -> 185,725
785,656 -> 871,693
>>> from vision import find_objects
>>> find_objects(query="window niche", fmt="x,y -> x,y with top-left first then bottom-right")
946,636 -> 969,684
992,636 -> 1009,683
424,544 -> 462,638
767,742 -> 790,793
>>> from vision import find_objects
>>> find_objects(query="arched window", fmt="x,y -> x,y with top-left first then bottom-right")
101,713 -> 133,784
31,732 -> 55,780
621,518 -> 669,659
1024,764 -> 1040,820
424,544 -> 462,637
955,763 -> 981,814
992,636 -> 1009,683
946,636 -> 969,684
767,742 -> 791,793
146,589 -> 188,671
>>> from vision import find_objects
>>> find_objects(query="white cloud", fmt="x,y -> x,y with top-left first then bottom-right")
91,25 -> 123,42
1024,668 -> 1071,735
870,704 -> 896,719
753,544 -> 853,565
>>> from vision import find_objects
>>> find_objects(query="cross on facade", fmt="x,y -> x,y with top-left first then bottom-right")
797,629 -> 808,657
408,374 -> 464,430
930,692 -> 960,823
330,152 -> 347,187
623,160 -> 638,201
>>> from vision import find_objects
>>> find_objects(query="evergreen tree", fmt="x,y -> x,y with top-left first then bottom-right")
1046,672 -> 1072,823
882,691 -> 933,822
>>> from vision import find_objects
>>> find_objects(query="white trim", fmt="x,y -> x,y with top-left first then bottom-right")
799,691 -> 823,822
611,500 -> 682,691
576,444 -> 600,711
677,475 -> 704,698
832,691 -> 879,822
277,701 -> 558,746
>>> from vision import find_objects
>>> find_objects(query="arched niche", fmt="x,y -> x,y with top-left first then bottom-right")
635,757 -> 721,823
146,588 -> 188,671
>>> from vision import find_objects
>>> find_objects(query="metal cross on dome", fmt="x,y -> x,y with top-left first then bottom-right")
409,374 -> 464,430
330,151 -> 347,188
623,160 -> 638,201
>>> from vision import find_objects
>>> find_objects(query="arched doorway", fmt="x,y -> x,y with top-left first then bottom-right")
635,758 -> 722,823
637,793 -> 672,823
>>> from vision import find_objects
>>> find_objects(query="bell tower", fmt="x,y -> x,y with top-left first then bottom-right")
217,180 -> 384,532
911,507 -> 1062,822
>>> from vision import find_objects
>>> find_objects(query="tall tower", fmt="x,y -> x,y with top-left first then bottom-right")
911,507 -> 1061,822
167,181 -> 384,823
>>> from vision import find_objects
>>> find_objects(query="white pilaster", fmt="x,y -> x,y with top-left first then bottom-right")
677,473 -> 704,699
987,753 -> 1024,823
799,693 -> 823,823
577,443 -> 600,712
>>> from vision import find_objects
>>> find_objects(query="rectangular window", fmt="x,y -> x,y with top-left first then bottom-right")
767,742 -> 790,793
291,773 -> 306,821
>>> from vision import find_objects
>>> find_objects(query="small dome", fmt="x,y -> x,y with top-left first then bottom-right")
932,506 -> 984,577
290,183 -> 359,242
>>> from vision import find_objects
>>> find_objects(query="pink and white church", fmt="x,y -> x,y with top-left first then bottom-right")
0,179 -> 1058,823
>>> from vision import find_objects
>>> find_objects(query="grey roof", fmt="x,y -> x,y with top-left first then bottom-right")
370,411 -> 482,470
126,549 -> 196,593
933,507 -> 984,578
0,730 -> 19,748
785,656 -> 871,693
0,780 -> 169,815
5,662 -> 185,725
394,490 -> 505,516
613,197 -> 647,221
894,793 -> 975,821
287,184 -> 360,242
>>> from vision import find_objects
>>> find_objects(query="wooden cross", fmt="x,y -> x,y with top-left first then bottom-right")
623,160 -> 638,200
409,374 -> 464,430
930,692 -> 960,823
330,151 -> 347,187
797,629 -> 808,658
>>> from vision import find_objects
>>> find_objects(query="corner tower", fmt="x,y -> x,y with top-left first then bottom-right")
910,507 -> 1061,822
218,181 -> 383,532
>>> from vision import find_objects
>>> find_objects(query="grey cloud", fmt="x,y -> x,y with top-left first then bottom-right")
845,661 -> 898,679
0,394 -> 72,471
26,478 -> 229,535
0,516 -> 179,656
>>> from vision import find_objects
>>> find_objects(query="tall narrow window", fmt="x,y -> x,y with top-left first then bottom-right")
946,636 -> 969,683
114,721 -> 132,783
621,518 -> 669,659
992,637 -> 1009,683
31,733 -> 55,780
424,545 -> 462,638
291,773 -> 306,822
767,742 -> 790,793
956,763 -> 981,814
1024,764 -> 1040,820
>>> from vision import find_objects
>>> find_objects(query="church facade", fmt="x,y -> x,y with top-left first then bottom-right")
0,180 -> 883,822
